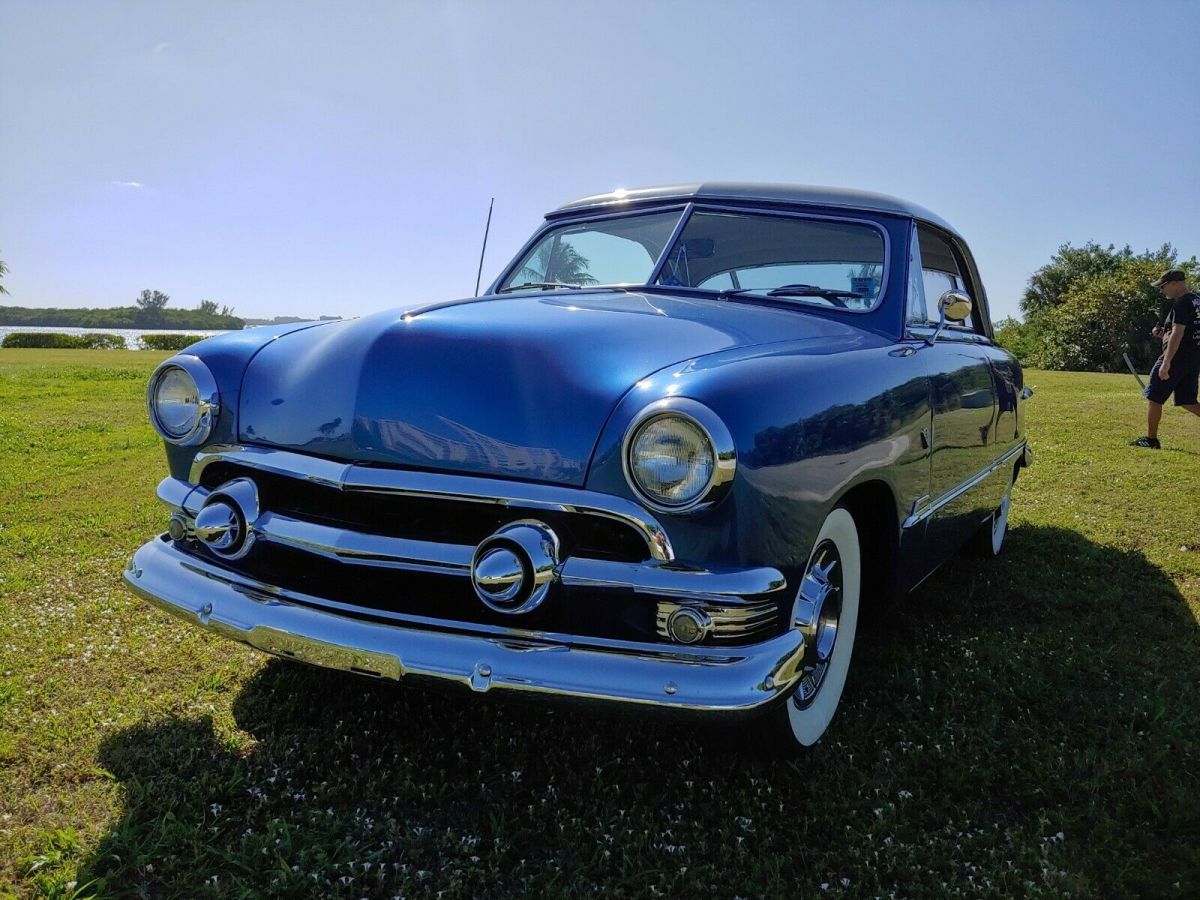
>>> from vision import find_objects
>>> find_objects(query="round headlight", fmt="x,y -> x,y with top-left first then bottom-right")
148,357 -> 219,445
623,400 -> 736,513
154,367 -> 200,438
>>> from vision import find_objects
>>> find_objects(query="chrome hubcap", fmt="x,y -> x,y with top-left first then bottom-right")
791,541 -> 842,709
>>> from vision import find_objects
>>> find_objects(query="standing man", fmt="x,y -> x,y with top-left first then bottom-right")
1130,269 -> 1200,448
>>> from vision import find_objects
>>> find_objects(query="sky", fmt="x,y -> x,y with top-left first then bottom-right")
1,0 -> 1197,323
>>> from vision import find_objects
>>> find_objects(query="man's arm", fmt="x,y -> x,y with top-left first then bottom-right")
1160,326 -> 1185,378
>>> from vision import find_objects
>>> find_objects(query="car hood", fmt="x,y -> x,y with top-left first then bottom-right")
238,290 -> 868,485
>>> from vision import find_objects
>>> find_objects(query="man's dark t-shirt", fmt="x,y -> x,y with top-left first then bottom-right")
1165,291 -> 1200,368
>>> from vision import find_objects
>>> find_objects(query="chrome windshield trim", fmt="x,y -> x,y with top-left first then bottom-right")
902,442 -> 1026,529
190,445 -> 676,561
646,202 -> 695,285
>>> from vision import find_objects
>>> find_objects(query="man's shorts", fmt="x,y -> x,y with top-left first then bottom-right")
1145,355 -> 1200,406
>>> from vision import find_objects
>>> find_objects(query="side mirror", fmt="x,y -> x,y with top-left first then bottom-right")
939,290 -> 972,323
925,290 -> 973,345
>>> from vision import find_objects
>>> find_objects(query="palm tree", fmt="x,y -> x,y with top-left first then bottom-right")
516,239 -> 598,286
0,253 -> 9,295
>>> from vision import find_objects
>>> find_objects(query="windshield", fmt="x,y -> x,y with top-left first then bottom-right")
497,207 -> 888,311
499,210 -> 682,291
658,211 -> 886,310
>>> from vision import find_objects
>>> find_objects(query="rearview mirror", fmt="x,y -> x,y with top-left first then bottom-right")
680,238 -> 715,259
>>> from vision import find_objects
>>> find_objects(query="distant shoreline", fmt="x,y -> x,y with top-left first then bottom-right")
0,304 -> 243,330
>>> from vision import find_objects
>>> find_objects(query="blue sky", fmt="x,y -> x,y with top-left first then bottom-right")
1,1 -> 1197,322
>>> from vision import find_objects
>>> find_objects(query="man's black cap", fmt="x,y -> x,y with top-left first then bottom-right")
1152,268 -> 1186,287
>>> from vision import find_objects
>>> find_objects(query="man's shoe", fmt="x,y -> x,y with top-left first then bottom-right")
1129,436 -> 1161,448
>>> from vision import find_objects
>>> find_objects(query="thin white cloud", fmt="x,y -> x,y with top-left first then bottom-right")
152,42 -> 170,55
112,180 -> 145,188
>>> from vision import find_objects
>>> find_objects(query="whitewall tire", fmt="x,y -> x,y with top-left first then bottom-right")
973,468 -> 1014,558
759,506 -> 862,751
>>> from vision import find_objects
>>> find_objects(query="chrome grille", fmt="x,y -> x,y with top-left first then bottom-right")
655,599 -> 779,642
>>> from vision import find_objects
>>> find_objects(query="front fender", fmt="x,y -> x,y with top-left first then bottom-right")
158,321 -> 337,479
585,339 -> 930,573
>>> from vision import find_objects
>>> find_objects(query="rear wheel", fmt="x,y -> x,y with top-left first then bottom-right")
757,507 -> 862,752
971,467 -> 1014,558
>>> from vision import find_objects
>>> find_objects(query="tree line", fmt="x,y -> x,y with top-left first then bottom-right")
0,289 -> 243,330
996,242 -> 1196,372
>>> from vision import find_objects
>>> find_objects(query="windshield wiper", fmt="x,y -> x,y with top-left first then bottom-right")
721,283 -> 863,301
497,282 -> 584,294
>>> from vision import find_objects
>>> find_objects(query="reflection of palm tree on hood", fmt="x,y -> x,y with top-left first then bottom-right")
517,241 -> 599,285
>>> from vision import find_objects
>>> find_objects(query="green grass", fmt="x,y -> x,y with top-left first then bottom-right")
1,350 -> 1198,898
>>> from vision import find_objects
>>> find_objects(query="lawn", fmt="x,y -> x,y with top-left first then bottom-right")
1,350 -> 1197,898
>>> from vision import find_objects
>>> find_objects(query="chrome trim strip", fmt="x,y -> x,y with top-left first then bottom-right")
156,476 -> 200,514
902,442 -> 1026,529
125,538 -> 804,713
190,445 -> 675,562
256,511 -> 474,576
559,558 -> 785,601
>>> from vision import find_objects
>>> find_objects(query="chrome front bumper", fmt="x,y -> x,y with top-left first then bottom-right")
125,537 -> 806,714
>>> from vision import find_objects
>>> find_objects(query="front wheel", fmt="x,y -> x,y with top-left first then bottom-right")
757,507 -> 862,752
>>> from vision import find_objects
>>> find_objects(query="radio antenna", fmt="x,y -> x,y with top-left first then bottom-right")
474,197 -> 495,297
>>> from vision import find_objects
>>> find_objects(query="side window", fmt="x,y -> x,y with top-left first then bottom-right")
916,225 -> 974,330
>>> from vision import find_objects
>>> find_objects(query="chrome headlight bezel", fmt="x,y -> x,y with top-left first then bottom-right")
147,355 -> 219,446
621,398 -> 736,515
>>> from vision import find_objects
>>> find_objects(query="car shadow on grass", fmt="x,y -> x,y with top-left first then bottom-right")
81,525 -> 1199,898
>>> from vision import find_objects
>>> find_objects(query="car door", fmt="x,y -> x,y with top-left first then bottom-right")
904,223 -> 1000,567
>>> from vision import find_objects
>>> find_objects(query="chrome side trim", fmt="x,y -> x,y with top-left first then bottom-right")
190,445 -> 675,562
902,442 -> 1026,529
125,538 -> 805,713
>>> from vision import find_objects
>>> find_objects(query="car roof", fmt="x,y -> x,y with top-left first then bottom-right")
549,182 -> 960,237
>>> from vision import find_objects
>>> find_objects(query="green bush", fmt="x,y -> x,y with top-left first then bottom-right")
2,331 -> 128,349
139,333 -> 205,351
3,332 -> 85,349
76,332 -> 126,350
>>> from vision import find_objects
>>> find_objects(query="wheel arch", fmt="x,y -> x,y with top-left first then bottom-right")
834,478 -> 901,608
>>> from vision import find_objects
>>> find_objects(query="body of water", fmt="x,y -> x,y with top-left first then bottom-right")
0,325 -> 234,350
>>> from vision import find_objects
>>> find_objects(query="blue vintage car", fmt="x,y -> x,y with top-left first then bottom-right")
126,183 -> 1030,750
